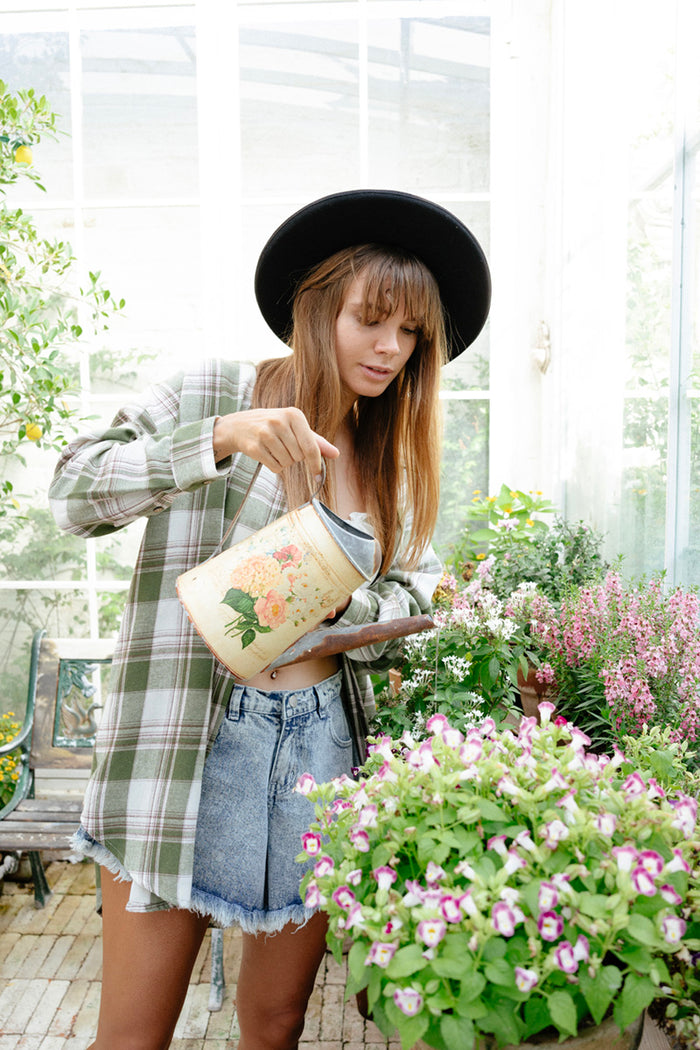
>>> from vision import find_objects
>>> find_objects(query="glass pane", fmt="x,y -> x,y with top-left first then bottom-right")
439,201 -> 490,391
0,32 -> 73,204
434,397 -> 488,559
0,496 -> 88,581
81,24 -> 198,200
240,20 -> 360,195
367,16 -> 489,193
83,206 -> 201,385
0,591 -> 90,717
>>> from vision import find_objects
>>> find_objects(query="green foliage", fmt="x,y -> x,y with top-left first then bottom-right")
0,79 -> 123,515
300,716 -> 700,1049
447,484 -> 609,607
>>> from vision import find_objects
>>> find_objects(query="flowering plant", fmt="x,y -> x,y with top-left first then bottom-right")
530,571 -> 700,762
298,707 -> 700,1050
371,573 -> 538,740
0,711 -> 22,807
448,485 -> 607,607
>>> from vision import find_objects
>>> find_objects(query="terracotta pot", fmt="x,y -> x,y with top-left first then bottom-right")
414,1010 -> 645,1050
517,664 -> 555,721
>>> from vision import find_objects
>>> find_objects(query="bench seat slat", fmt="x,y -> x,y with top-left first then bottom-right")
4,800 -> 83,818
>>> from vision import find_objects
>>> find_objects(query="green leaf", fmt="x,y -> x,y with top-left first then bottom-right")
625,913 -> 660,946
484,958 -> 514,987
454,972 -> 487,1008
613,973 -> 657,1030
241,628 -> 256,649
441,1012 -> 475,1050
386,943 -> 428,979
475,797 -> 507,822
220,587 -> 256,615
347,940 -> 368,985
579,966 -> 622,1025
547,989 -> 578,1037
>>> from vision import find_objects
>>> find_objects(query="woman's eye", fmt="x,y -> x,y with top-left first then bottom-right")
402,326 -> 418,336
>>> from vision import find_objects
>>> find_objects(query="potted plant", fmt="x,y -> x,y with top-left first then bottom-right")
529,571 -> 700,763
371,572 -> 539,741
297,706 -> 700,1050
446,485 -> 608,607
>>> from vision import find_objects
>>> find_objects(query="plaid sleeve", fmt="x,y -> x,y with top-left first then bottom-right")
49,362 -> 241,538
337,539 -> 443,671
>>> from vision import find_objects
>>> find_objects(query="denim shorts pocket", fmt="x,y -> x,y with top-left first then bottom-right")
324,698 -> 352,749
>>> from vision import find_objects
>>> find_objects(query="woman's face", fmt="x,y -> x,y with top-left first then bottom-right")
334,275 -> 419,409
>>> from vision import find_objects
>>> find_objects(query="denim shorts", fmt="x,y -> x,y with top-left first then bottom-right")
189,670 -> 353,934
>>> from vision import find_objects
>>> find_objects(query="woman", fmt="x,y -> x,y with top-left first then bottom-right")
49,189 -> 490,1050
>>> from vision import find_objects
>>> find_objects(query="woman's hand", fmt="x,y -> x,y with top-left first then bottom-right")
213,407 -> 339,477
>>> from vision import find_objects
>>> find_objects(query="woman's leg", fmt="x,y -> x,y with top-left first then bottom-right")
88,866 -> 211,1050
236,910 -> 329,1050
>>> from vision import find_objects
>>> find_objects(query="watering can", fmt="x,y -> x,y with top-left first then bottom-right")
177,461 -> 386,680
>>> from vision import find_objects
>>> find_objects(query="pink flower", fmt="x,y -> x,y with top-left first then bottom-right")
671,797 -> 698,837
417,919 -> 447,946
458,890 -> 478,917
295,772 -> 316,796
538,911 -> 564,941
492,901 -> 518,937
537,882 -> 559,911
515,966 -> 539,992
622,772 -> 647,800
542,819 -> 569,848
487,835 -> 508,856
439,895 -> 463,924
365,942 -> 397,968
638,850 -> 664,878
573,935 -> 590,963
661,915 -> 687,944
595,811 -> 617,836
553,941 -> 578,974
349,826 -> 370,852
393,987 -> 424,1016
347,868 -> 363,886
345,902 -> 365,930
538,700 -> 556,724
273,544 -> 303,566
304,881 -> 324,908
372,866 -> 397,891
331,885 -> 356,909
666,849 -> 690,875
358,805 -> 378,827
254,589 -> 287,628
660,884 -> 683,906
612,845 -> 637,872
426,861 -> 446,883
301,832 -> 322,856
631,866 -> 657,897
426,713 -> 451,736
313,856 -> 334,878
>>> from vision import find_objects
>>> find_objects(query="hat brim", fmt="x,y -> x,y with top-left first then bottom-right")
254,189 -> 491,361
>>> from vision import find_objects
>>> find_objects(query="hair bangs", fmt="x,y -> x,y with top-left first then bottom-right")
352,248 -> 443,343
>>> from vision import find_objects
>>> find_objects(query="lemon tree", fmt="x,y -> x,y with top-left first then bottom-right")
0,80 -> 123,516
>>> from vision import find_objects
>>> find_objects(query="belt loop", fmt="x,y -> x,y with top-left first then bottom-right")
313,684 -> 322,714
227,684 -> 243,721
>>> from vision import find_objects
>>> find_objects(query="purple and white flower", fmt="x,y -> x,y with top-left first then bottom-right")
537,881 -> 559,911
417,918 -> 447,947
372,866 -> 397,892
331,885 -> 356,909
542,819 -> 569,848
622,772 -> 647,800
553,940 -> 578,974
365,941 -> 397,968
661,914 -> 687,944
295,772 -> 316,796
349,826 -> 371,852
612,845 -> 637,872
492,901 -> 519,937
638,850 -> 664,878
595,811 -> 617,836
660,884 -> 683,906
631,865 -> 657,897
537,700 -> 556,725
439,895 -> 463,924
538,911 -> 564,941
515,966 -> 539,992
393,987 -> 424,1017
301,831 -> 323,856
347,868 -> 363,886
313,856 -> 335,878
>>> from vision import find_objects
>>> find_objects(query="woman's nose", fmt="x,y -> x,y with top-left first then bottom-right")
374,324 -> 401,353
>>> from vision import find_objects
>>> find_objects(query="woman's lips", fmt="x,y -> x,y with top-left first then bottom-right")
361,364 -> 393,380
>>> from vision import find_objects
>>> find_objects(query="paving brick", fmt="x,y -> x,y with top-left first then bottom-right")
24,981 -> 70,1036
46,979 -> 90,1037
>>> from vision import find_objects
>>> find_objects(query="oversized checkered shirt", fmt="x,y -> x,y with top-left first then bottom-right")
48,359 -> 441,909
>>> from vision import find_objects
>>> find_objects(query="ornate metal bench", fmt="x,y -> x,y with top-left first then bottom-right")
0,628 -> 226,1010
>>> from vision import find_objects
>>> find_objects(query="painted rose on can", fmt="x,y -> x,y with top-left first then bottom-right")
221,542 -> 317,648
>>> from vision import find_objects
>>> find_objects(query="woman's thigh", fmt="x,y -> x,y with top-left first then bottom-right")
91,867 -> 211,1050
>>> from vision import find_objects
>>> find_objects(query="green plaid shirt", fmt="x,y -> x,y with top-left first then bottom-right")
49,359 -> 441,909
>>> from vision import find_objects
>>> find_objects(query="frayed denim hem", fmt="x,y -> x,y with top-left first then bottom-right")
189,884 -> 316,935
71,827 -> 132,883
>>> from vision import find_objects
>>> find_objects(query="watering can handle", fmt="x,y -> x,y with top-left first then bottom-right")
215,459 -> 327,556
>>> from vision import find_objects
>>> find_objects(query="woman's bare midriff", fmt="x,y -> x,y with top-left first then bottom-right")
244,654 -> 341,691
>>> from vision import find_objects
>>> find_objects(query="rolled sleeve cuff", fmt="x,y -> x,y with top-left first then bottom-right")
170,417 -> 230,491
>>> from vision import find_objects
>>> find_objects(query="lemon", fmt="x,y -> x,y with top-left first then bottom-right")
25,422 -> 43,441
14,144 -> 33,165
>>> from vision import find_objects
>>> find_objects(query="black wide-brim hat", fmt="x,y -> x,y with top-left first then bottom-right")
254,189 -> 491,361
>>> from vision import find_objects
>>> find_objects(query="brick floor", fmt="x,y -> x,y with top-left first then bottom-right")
0,861 -> 671,1049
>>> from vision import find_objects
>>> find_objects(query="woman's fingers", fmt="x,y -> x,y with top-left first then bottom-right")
213,409 -> 338,477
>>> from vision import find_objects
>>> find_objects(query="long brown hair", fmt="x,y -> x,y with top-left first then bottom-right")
253,244 -> 447,572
